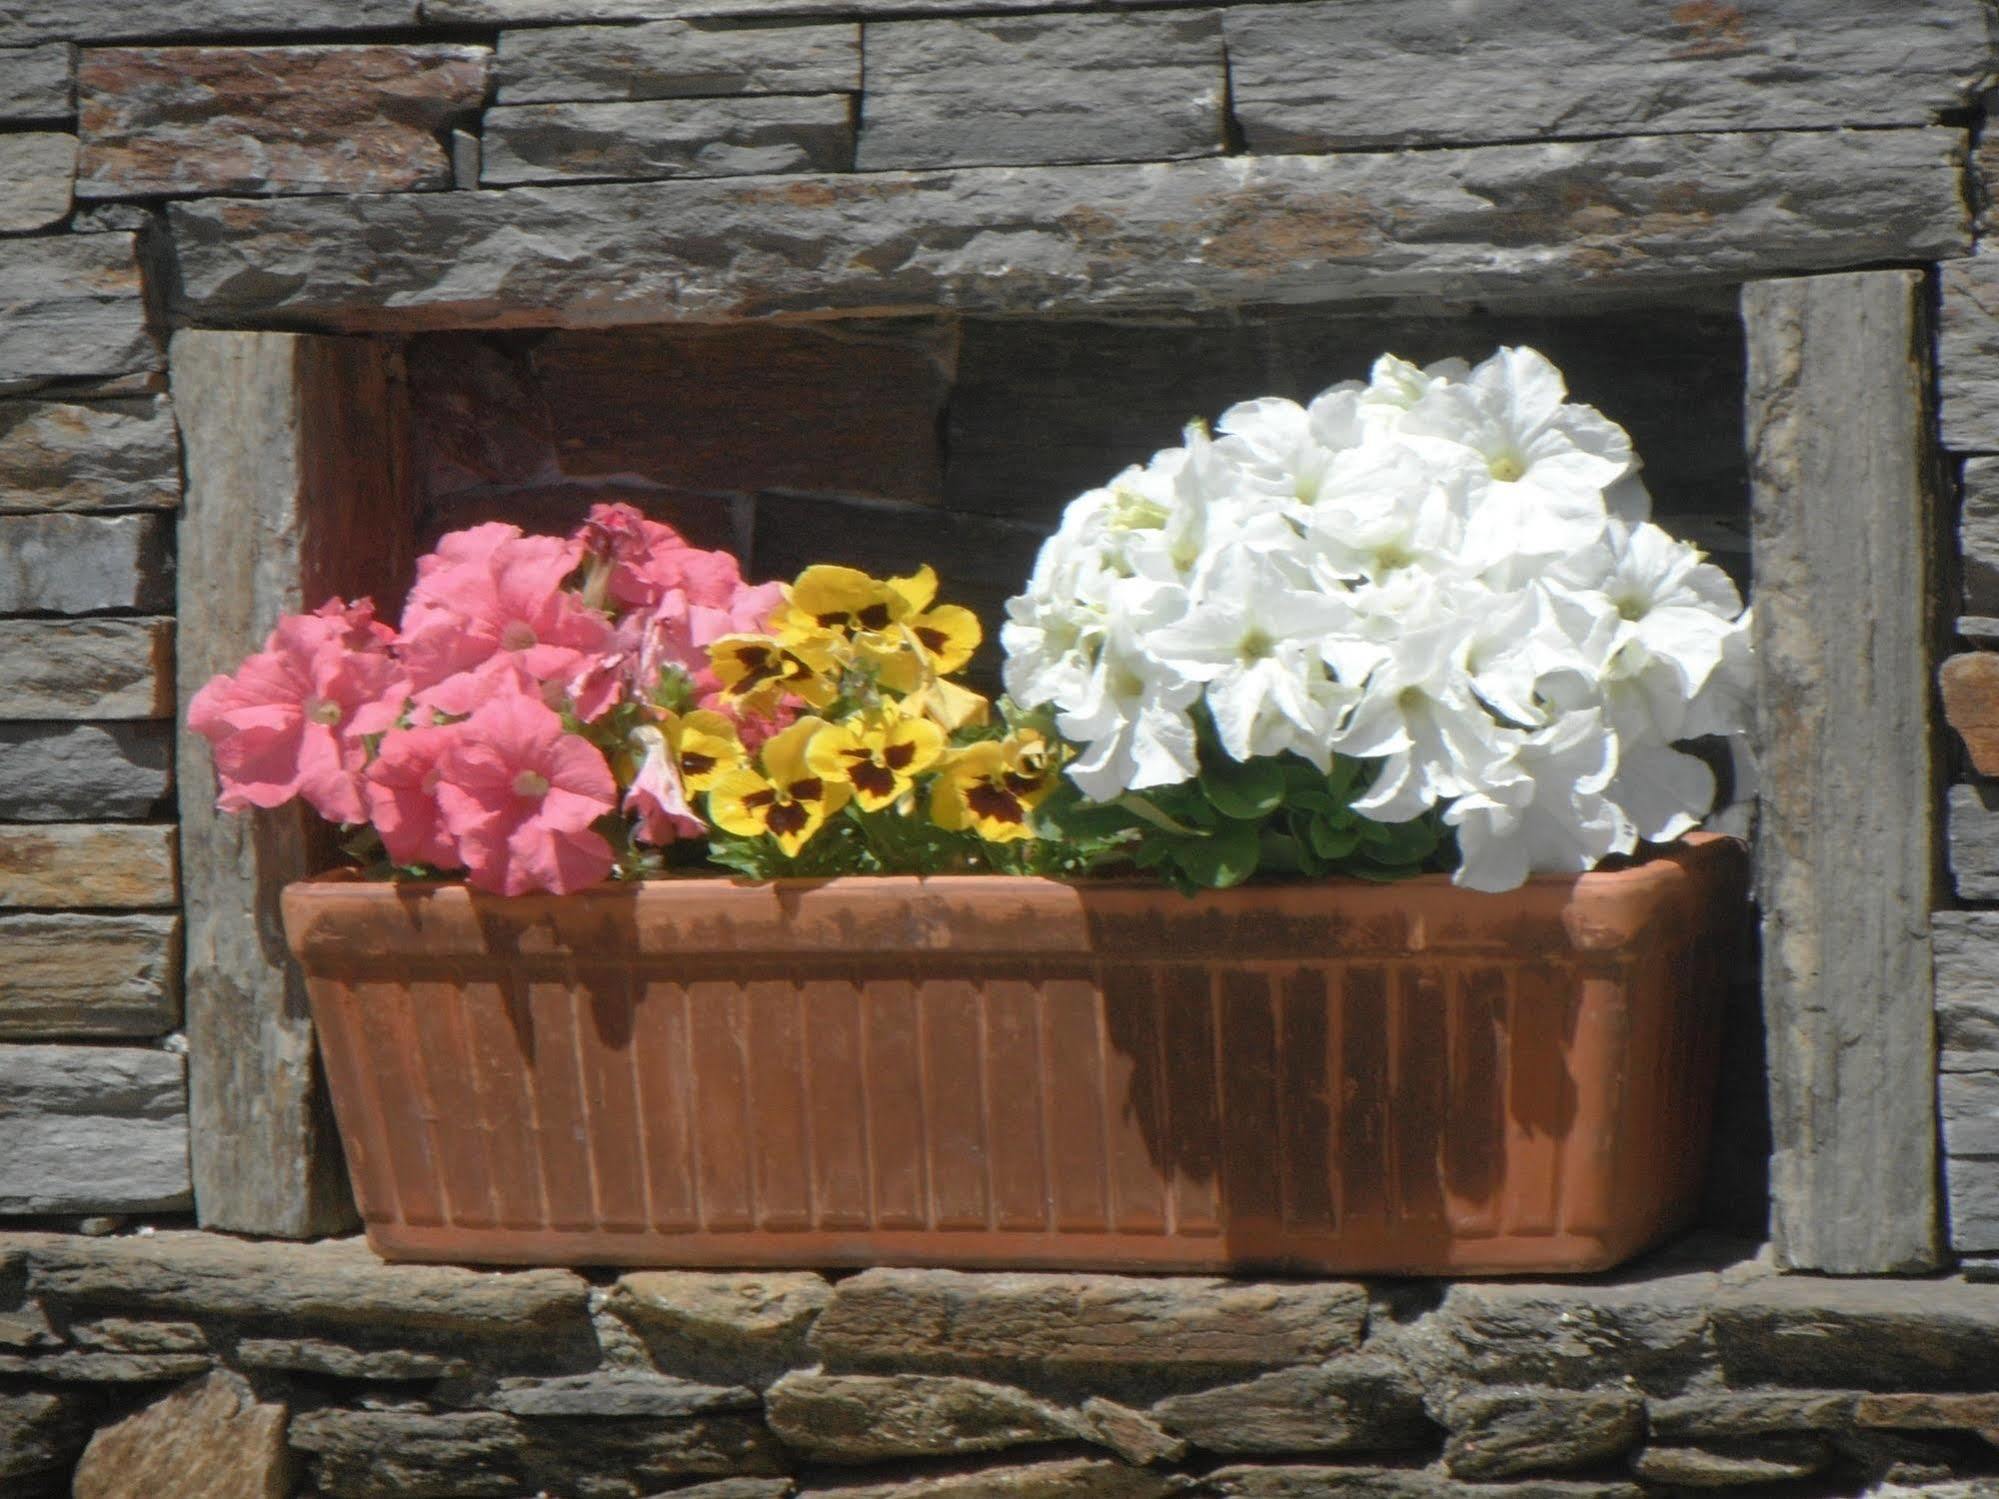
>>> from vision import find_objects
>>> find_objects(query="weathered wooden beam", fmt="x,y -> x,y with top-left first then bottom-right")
171,331 -> 415,1239
1743,269 -> 1942,1272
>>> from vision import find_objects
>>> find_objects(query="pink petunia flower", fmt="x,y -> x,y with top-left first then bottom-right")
187,600 -> 408,825
398,525 -> 613,717
363,724 -> 465,871
580,502 -> 747,611
624,725 -> 705,845
433,687 -> 617,895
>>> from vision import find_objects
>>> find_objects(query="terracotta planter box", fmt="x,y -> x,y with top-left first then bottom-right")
281,834 -> 1747,1274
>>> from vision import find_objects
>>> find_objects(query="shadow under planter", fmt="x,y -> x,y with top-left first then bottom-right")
280,835 -> 1747,1276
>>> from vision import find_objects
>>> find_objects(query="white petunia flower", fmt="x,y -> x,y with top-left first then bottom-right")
999,344 -> 1755,891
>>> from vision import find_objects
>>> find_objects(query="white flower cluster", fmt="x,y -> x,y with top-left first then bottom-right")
1001,346 -> 1754,892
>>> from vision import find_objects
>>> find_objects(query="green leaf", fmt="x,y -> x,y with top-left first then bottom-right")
1307,815 -> 1362,861
1118,793 -> 1210,837
1199,756 -> 1288,820
1358,817 -> 1439,864
1172,820 -> 1261,889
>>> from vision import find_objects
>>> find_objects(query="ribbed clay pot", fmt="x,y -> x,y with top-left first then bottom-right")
281,833 -> 1747,1274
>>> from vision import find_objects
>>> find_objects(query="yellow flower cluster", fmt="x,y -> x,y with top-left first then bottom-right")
698,565 -> 1061,857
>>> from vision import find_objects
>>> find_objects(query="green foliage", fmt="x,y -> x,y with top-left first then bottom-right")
1029,716 -> 1458,894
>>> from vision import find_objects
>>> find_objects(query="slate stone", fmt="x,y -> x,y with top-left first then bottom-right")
71,1317 -> 207,1353
1149,1357 -> 1433,1455
856,12 -> 1223,171
1940,1071 -> 1999,1158
0,1349 -> 211,1381
483,94 -> 852,184
71,1370 -> 287,1499
1391,1268 -> 1720,1396
234,1337 -> 470,1380
0,911 -> 181,1039
1631,1436 -> 1831,1487
0,394 -> 179,512
1224,0 -> 1985,152
0,132 -> 71,232
169,130 -> 1969,331
496,20 -> 858,103
1646,1390 -> 1857,1439
1943,1149 -> 1999,1253
810,1268 -> 1367,1374
432,0 -> 1099,19
0,1389 -> 88,1484
1200,1468 -> 1643,1499
1941,257 -> 1999,452
0,512 -> 172,613
0,233 -> 155,381
1948,783 -> 1999,900
1440,1387 -> 1645,1480
1856,1393 -> 1999,1430
14,1231 -> 591,1342
0,823 -> 178,908
793,1457 -> 1175,1499
288,1408 -> 526,1498
1961,458 -> 1999,610
1713,1275 -> 1999,1390
1074,1397 -> 1185,1466
1743,268 -> 1943,1273
0,1046 -> 190,1215
77,44 -> 490,198
1935,915 -> 1999,1079
0,42 -> 71,120
484,1370 -> 754,1416
0,0 -> 415,45
0,618 -> 173,719
0,722 -> 170,820
766,1372 -> 1077,1463
608,1269 -> 830,1383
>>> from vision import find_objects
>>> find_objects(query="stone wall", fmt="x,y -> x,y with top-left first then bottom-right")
6,1227 -> 1999,1499
4,2 -> 1999,1491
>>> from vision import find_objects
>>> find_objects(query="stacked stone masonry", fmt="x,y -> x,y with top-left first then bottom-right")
1,0 -> 1998,1491
1,1230 -> 1997,1499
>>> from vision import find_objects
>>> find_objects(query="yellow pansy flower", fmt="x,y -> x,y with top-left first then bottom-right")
929,730 -> 1060,844
706,717 -> 853,857
707,633 -> 837,710
660,708 -> 745,793
807,713 -> 947,812
897,669 -> 991,733
774,565 -> 926,643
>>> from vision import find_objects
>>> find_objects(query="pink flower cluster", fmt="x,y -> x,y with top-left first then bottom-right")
188,505 -> 786,895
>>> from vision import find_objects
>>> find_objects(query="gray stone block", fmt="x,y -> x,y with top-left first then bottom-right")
1225,0 -> 1985,152
1940,1072 -> 1999,1159
0,394 -> 180,512
1948,783 -> 1999,899
0,618 -> 173,719
766,1372 -> 1076,1463
0,132 -> 71,232
0,1045 -> 190,1215
1934,911 -> 1999,1071
0,911 -> 180,1039
1949,1155 -> 1999,1254
496,19 -> 858,103
169,130 -> 1969,331
1149,1357 -> 1431,1455
0,0 -> 415,45
434,0 -> 1093,21
0,42 -> 71,120
1714,1275 -> 1999,1390
0,722 -> 169,820
0,233 -> 156,381
0,822 -> 178,908
0,511 -> 172,615
1440,1387 -> 1645,1480
857,12 -> 1223,171
482,95 -> 852,185
1964,457 -> 1999,609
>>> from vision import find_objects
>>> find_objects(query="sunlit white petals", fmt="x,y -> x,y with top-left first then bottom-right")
1000,344 -> 1755,890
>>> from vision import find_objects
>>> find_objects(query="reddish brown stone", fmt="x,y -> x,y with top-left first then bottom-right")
1941,652 -> 1999,775
76,44 -> 490,198
71,1371 -> 287,1499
